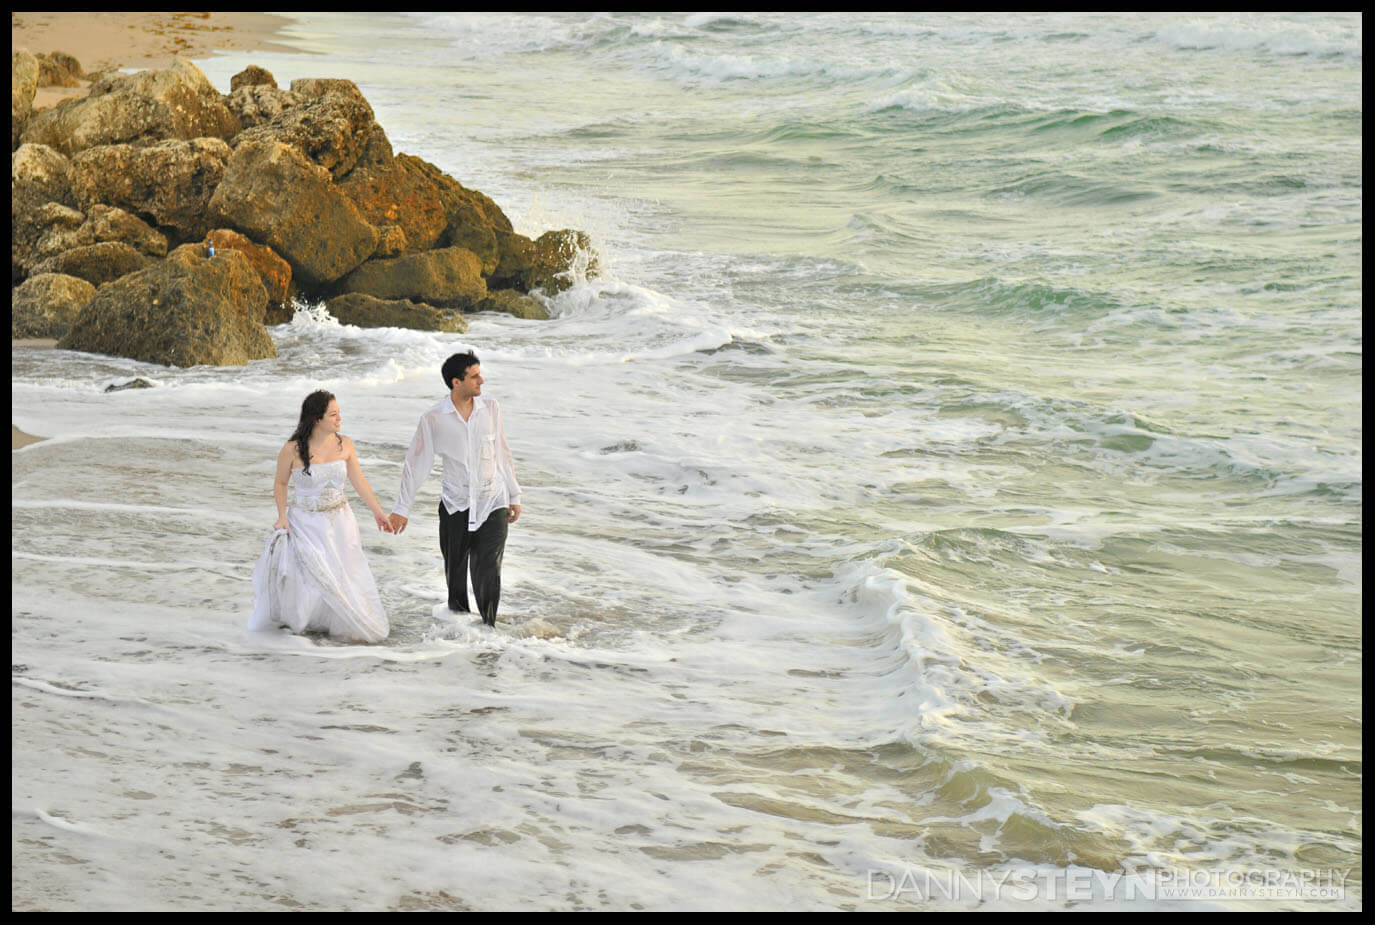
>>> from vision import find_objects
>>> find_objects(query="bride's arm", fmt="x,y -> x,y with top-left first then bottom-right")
343,436 -> 393,532
273,442 -> 294,530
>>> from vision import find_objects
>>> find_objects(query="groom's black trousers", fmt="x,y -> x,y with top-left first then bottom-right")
439,503 -> 509,626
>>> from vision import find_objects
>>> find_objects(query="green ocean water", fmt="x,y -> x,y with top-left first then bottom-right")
383,11 -> 1364,893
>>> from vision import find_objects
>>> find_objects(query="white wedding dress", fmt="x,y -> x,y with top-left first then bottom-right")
249,460 -> 389,643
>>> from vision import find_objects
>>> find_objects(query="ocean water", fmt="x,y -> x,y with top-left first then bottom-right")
11,12 -> 1361,911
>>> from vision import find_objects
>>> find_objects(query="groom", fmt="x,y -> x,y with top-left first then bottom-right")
388,351 -> 522,626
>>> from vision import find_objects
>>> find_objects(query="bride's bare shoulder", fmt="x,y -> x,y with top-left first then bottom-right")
275,440 -> 302,473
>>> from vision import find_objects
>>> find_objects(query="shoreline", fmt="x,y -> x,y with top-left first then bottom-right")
11,11 -> 302,72
13,425 -> 44,450
12,11 -> 303,110
12,341 -> 55,448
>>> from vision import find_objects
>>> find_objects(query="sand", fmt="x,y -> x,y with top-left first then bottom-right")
12,11 -> 300,74
12,11 -> 302,110
12,341 -> 56,448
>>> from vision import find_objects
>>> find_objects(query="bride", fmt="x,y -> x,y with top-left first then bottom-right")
249,390 -> 392,643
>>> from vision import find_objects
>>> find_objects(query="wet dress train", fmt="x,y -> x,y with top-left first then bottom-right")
249,460 -> 389,643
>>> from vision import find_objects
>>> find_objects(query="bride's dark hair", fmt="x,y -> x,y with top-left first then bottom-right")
290,390 -> 338,474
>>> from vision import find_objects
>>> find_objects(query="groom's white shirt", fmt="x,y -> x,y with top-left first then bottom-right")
391,395 -> 521,531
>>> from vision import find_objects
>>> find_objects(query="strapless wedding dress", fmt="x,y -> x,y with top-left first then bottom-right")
249,460 -> 389,643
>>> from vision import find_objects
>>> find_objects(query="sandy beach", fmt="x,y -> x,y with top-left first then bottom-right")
12,11 -> 301,109
11,11 -> 300,73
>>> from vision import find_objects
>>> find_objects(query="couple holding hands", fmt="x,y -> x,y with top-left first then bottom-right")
249,351 -> 520,643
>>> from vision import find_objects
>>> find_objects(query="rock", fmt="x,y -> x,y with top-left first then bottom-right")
338,152 -> 449,255
35,52 -> 83,88
11,142 -> 74,207
32,240 -> 150,286
208,139 -> 378,292
71,137 -> 232,243
13,50 -> 39,148
30,204 -> 91,261
203,228 -> 292,307
10,57 -> 585,327
374,225 -> 407,258
489,229 -> 596,295
31,205 -> 168,268
223,83 -> 303,131
59,245 -> 275,367
335,246 -> 486,309
338,154 -> 450,252
229,65 -> 276,92
533,229 -> 597,292
20,58 -> 239,156
336,152 -> 514,273
489,231 -> 534,291
471,289 -> 550,320
290,78 -> 363,99
85,205 -> 169,258
439,184 -> 509,276
405,155 -> 513,273
326,292 -> 468,333
36,201 -> 86,230
233,78 -> 375,179
12,142 -> 76,281
437,189 -> 503,272
38,201 -> 85,226
104,378 -> 156,392
352,122 -> 393,172
262,303 -> 297,326
11,272 -> 95,338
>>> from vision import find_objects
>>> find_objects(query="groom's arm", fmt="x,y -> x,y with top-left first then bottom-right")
494,402 -> 522,523
390,414 -> 436,533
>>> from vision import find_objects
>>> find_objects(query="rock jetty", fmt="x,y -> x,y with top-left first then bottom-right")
11,51 -> 597,366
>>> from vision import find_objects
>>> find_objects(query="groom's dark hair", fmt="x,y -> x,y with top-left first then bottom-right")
442,351 -> 480,390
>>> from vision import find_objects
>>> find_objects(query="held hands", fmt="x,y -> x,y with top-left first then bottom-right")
374,510 -> 513,532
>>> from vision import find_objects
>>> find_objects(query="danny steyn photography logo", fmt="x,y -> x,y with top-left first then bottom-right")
866,866 -> 1351,904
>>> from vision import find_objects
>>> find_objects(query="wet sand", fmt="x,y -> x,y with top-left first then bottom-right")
13,426 -> 44,449
12,341 -> 56,448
